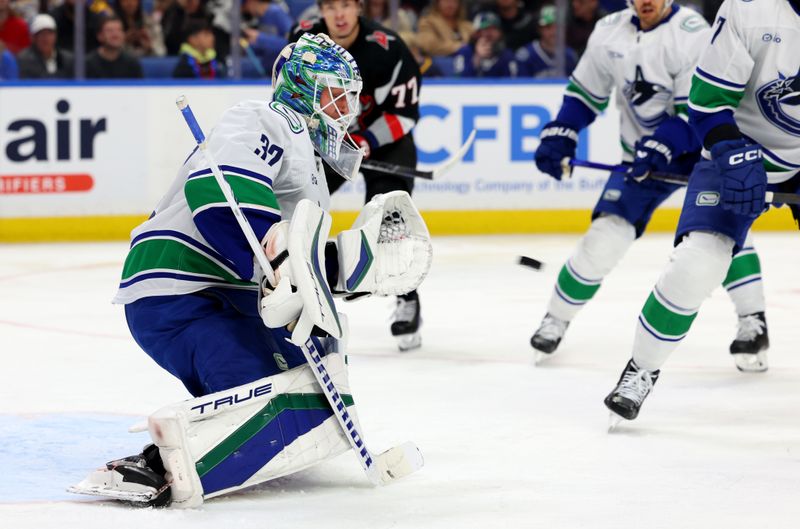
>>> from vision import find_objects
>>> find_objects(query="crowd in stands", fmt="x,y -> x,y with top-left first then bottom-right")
0,0 -> 726,81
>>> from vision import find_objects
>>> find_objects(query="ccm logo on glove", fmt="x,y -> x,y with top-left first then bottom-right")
729,148 -> 762,165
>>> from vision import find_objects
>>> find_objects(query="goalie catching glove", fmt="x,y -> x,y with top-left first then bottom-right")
335,190 -> 432,297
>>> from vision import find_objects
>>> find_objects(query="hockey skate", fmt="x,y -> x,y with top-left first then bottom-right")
68,443 -> 171,507
730,312 -> 769,373
604,359 -> 660,429
391,291 -> 421,351
530,313 -> 569,365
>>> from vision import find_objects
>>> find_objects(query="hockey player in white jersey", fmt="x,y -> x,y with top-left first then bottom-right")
68,33 -> 432,507
604,0 -> 800,422
531,0 -> 770,370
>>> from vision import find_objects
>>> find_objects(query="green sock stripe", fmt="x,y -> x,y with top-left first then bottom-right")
723,252 -> 762,287
640,291 -> 698,338
556,264 -> 601,302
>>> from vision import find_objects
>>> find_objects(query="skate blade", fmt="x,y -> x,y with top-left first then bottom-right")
395,332 -> 421,352
67,482 -> 157,503
533,351 -> 552,366
373,441 -> 424,484
733,352 -> 768,373
607,412 -> 625,432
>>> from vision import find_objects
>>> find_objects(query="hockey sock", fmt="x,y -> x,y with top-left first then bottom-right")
547,214 -> 636,321
633,231 -> 735,371
723,233 -> 765,316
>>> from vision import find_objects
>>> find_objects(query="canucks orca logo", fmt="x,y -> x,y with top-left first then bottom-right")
622,65 -> 671,128
756,66 -> 800,136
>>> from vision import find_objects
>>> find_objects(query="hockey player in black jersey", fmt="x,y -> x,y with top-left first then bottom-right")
292,0 -> 424,351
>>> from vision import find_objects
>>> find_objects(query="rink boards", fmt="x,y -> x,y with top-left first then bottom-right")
0,80 -> 795,241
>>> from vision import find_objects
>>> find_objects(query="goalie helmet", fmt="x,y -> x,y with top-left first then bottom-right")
272,33 -> 363,171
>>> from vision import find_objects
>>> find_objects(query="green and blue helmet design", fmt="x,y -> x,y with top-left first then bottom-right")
272,33 -> 363,167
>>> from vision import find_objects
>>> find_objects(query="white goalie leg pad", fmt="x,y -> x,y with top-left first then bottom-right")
260,199 -> 343,345
148,343 -> 356,507
336,190 -> 432,296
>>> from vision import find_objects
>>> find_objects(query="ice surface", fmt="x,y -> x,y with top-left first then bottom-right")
1,234 -> 799,528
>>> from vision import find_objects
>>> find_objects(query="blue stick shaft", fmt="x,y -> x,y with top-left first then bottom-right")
176,96 -> 206,144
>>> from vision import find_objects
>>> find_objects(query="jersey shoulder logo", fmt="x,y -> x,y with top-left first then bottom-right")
598,12 -> 623,26
680,15 -> 708,32
269,101 -> 305,134
298,19 -> 314,31
366,31 -> 395,50
756,66 -> 800,136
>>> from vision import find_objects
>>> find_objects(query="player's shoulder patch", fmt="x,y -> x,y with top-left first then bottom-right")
268,101 -> 306,135
678,11 -> 709,33
365,30 -> 396,51
597,10 -> 626,27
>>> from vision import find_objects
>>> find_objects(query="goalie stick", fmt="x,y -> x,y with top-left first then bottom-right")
176,96 -> 423,486
563,158 -> 800,205
360,129 -> 477,180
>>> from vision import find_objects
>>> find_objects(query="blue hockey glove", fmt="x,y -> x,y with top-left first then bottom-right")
710,139 -> 767,218
629,136 -> 673,182
534,121 -> 579,180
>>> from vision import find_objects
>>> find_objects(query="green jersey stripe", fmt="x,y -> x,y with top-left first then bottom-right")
689,76 -> 745,111
566,81 -> 609,113
185,174 -> 280,214
122,238 -> 254,285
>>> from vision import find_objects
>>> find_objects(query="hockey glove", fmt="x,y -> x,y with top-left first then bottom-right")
534,121 -> 578,180
336,191 -> 432,297
711,139 -> 767,218
259,221 -> 303,330
629,136 -> 673,182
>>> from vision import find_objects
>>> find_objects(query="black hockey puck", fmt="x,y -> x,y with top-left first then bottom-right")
518,255 -> 544,271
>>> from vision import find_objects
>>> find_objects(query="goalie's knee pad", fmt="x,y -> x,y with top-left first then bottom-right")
570,214 -> 636,278
148,339 -> 355,507
658,231 -> 734,309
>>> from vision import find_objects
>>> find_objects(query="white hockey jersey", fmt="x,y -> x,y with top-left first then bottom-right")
113,100 -> 329,304
565,5 -> 710,160
689,0 -> 800,180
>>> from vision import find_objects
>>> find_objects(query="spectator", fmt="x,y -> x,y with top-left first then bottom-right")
241,0 -> 291,68
0,0 -> 31,54
417,0 -> 474,57
50,0 -> 102,54
364,0 -> 416,34
17,14 -> 75,78
515,4 -> 577,78
113,0 -> 166,57
492,0 -> 538,51
567,0 -> 604,55
0,39 -> 18,79
85,15 -> 144,78
453,11 -> 516,77
398,30 -> 443,77
161,0 -> 210,55
172,19 -> 223,78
